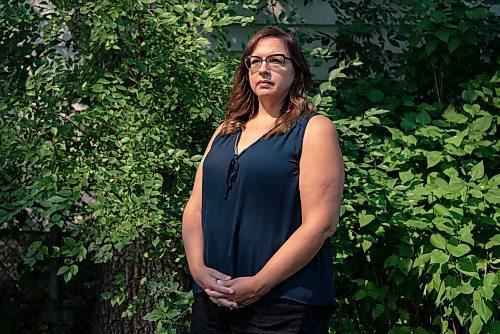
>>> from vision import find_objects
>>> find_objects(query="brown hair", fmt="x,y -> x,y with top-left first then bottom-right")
221,26 -> 315,137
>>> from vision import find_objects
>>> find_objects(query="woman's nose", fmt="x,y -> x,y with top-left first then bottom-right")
257,61 -> 271,75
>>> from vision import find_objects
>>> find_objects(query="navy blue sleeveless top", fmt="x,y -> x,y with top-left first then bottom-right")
193,112 -> 335,306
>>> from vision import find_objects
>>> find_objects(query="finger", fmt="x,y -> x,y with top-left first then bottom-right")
206,268 -> 231,281
214,297 -> 238,308
223,278 -> 236,285
205,289 -> 229,299
215,279 -> 235,292
209,297 -> 222,306
209,281 -> 234,295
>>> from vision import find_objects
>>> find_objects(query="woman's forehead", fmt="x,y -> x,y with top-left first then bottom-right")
251,37 -> 288,56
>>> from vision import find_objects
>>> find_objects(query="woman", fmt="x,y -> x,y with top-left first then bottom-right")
182,26 -> 344,333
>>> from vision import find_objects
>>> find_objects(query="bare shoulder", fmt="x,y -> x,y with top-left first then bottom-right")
300,114 -> 343,173
303,114 -> 338,144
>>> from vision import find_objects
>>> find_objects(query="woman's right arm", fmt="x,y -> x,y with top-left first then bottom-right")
182,124 -> 236,304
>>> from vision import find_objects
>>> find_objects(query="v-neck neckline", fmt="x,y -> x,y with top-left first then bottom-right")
233,127 -> 274,156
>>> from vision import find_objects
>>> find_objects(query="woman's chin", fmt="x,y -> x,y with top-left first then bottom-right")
255,91 -> 282,100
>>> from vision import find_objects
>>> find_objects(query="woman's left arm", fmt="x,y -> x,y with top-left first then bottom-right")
211,115 -> 344,307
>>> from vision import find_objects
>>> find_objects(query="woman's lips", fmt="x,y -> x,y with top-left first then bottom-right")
257,80 -> 273,88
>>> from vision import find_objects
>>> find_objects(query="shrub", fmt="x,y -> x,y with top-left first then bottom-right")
316,70 -> 499,333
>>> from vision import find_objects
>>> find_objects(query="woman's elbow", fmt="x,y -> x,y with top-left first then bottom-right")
324,220 -> 338,238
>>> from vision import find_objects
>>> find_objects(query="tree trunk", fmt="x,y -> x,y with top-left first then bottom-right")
92,243 -> 159,334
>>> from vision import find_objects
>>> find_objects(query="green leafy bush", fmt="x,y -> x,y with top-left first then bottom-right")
315,69 -> 499,333
1,0 -> 251,332
1,0 -> 498,333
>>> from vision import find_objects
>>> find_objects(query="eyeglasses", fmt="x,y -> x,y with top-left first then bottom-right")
244,54 -> 293,72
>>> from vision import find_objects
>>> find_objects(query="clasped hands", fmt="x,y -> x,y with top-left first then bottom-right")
194,265 -> 267,309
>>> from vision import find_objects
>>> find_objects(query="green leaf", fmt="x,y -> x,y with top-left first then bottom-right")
359,211 -> 375,227
445,129 -> 467,147
190,155 -> 202,162
447,243 -> 471,257
354,289 -> 367,300
311,94 -> 321,107
328,68 -> 347,81
484,189 -> 500,204
362,239 -> 373,252
443,105 -> 468,123
101,292 -> 113,300
417,18 -> 431,31
91,84 -> 104,93
482,273 -> 499,294
447,38 -> 461,52
430,249 -> 449,264
457,225 -> 475,246
97,78 -> 111,84
430,234 -> 447,250
473,291 -> 493,322
57,266 -> 69,275
424,151 -> 443,168
469,315 -> 483,334
458,20 -> 472,32
463,104 -> 481,116
173,4 -> 184,13
399,170 -> 414,183
490,71 -> 500,83
319,82 -> 332,94
47,195 -> 66,203
70,264 -> 79,275
431,11 -> 445,22
467,8 -> 491,20
387,127 -> 404,140
462,89 -> 478,103
384,255 -> 398,268
397,258 -> 413,274
433,204 -> 451,217
456,257 -> 479,278
425,38 -> 438,55
455,283 -> 474,295
470,161 -> 484,181
415,111 -> 431,125
138,62 -> 148,74
365,108 -> 390,117
372,304 -> 385,319
471,116 -> 492,132
485,234 -> 500,249
435,29 -> 449,42
366,89 -> 384,103
482,321 -> 500,334
404,219 -> 428,229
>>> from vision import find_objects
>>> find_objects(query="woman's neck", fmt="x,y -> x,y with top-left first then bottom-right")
256,98 -> 285,119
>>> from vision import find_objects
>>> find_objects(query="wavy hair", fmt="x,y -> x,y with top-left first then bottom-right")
221,26 -> 315,137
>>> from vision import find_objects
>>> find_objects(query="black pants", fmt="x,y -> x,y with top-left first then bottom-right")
190,293 -> 333,334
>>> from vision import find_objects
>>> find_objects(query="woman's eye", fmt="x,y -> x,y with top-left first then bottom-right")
269,57 -> 283,64
251,59 -> 261,65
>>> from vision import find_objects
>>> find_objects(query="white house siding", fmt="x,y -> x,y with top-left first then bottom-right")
226,0 -> 339,81
225,0 -> 500,81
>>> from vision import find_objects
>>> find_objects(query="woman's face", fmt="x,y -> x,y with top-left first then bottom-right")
248,37 -> 295,105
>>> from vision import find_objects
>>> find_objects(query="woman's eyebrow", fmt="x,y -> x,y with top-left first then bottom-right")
250,52 -> 286,57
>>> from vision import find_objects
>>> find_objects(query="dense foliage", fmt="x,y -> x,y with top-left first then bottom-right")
0,0 -> 498,333
305,1 -> 499,332
316,72 -> 499,333
1,0 -> 250,332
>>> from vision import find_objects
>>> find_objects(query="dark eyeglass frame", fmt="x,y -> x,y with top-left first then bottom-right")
244,53 -> 293,72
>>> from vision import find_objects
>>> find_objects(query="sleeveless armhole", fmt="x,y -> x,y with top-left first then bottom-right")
295,112 -> 320,160
206,124 -> 226,154
210,131 -> 223,148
